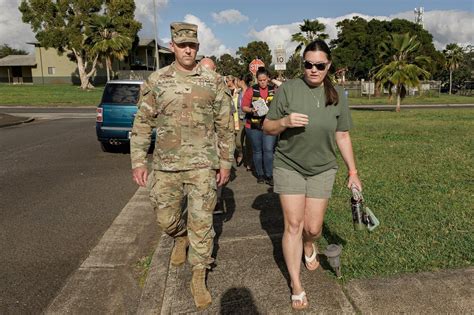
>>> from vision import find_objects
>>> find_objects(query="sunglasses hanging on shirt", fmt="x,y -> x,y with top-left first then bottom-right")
303,60 -> 328,71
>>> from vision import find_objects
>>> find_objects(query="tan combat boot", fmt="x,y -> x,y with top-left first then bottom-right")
170,236 -> 188,267
190,268 -> 212,310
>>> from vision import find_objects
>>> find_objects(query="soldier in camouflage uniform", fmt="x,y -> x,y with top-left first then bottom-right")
130,22 -> 235,310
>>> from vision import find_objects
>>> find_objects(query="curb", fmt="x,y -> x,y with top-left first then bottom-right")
0,117 -> 35,128
45,187 -> 157,314
0,105 -> 96,108
137,233 -> 173,314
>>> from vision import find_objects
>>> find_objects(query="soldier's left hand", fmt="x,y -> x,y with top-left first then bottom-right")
132,166 -> 148,187
216,168 -> 231,187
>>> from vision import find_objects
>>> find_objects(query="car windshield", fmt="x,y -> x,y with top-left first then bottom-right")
102,83 -> 141,104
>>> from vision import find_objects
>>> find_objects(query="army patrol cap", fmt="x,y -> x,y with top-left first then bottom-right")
170,22 -> 199,44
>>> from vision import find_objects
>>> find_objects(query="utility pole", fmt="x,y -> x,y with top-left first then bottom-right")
153,0 -> 160,70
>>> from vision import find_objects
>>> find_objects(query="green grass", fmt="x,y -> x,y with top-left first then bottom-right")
0,84 -> 104,106
0,84 -> 472,106
135,253 -> 154,288
319,109 -> 474,280
349,94 -> 474,105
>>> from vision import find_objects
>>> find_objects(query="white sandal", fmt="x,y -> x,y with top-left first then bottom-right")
304,243 -> 320,271
291,291 -> 308,310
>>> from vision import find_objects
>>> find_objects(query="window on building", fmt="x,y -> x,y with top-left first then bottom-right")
48,67 -> 56,75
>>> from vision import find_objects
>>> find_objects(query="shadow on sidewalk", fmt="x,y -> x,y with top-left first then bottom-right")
252,190 -> 349,280
212,185 -> 236,262
318,222 -> 347,274
220,287 -> 261,314
252,190 -> 291,289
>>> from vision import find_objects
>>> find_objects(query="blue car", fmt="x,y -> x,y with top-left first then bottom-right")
96,80 -> 155,152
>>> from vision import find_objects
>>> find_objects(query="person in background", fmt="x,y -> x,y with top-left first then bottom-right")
271,77 -> 283,87
200,57 -> 216,71
241,67 -> 276,186
199,61 -> 237,215
130,22 -> 234,310
236,74 -> 254,171
225,75 -> 244,166
199,58 -> 228,215
263,39 -> 362,310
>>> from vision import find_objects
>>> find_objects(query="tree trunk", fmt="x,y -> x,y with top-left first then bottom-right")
374,80 -> 381,97
75,53 -> 92,89
73,49 -> 99,90
396,92 -> 401,112
106,56 -> 110,82
449,70 -> 453,95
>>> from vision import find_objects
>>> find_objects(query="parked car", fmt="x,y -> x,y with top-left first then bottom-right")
96,80 -> 155,152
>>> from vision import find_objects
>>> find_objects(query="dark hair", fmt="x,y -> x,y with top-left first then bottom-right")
303,39 -> 338,106
256,67 -> 269,78
240,73 -> 253,86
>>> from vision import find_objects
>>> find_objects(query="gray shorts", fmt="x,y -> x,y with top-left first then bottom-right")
273,167 -> 337,199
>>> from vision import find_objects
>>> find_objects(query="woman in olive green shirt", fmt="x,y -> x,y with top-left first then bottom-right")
263,39 -> 362,310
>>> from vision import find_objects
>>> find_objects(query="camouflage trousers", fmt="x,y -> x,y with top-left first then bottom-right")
149,168 -> 217,270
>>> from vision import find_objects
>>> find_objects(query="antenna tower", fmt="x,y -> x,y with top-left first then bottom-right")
414,7 -> 424,28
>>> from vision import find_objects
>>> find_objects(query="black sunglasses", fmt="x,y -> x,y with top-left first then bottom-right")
303,60 -> 328,71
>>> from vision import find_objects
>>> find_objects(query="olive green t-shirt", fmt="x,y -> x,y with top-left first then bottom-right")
266,77 -> 352,176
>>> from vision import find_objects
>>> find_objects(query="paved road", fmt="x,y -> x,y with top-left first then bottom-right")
0,118 -> 140,313
0,107 -> 96,120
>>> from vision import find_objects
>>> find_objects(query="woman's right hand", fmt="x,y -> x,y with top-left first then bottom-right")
282,113 -> 309,128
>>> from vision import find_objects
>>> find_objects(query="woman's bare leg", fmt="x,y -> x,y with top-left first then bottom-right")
302,198 -> 328,267
280,194 -> 307,306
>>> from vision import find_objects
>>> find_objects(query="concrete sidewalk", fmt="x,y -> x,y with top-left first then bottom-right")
137,166 -> 473,314
38,162 -> 473,313
0,113 -> 34,128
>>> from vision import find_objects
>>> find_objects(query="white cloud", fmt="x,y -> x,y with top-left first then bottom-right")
212,9 -> 248,24
248,23 -> 300,62
135,0 -> 168,45
0,0 -> 36,53
2,2 -> 472,61
184,14 -> 231,57
249,13 -> 391,62
392,10 -> 474,49
249,10 -> 473,62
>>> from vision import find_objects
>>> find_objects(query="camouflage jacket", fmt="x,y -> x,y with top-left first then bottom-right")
130,62 -> 235,171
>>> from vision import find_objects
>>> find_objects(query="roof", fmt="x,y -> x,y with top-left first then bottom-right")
138,39 -> 172,54
138,38 -> 155,46
0,55 -> 36,66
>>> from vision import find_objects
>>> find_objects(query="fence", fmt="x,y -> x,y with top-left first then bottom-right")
340,80 -> 442,97
116,70 -> 154,81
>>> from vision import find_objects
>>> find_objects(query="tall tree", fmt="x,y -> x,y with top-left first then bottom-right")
19,0 -> 141,89
216,53 -> 242,77
291,19 -> 328,56
331,17 -> 440,81
236,41 -> 272,74
88,15 -> 133,81
284,53 -> 303,79
389,18 -> 443,78
0,44 -> 28,59
374,33 -> 430,112
443,43 -> 465,95
331,17 -> 374,80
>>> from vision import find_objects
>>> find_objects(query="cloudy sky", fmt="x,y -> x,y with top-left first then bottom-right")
2,0 -> 473,60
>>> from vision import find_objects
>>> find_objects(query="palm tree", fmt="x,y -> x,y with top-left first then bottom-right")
291,19 -> 328,56
374,33 -> 430,112
443,43 -> 464,95
88,15 -> 133,82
